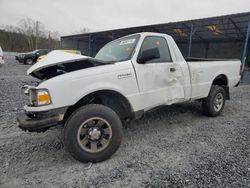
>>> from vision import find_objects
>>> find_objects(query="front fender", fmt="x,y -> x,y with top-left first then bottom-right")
34,62 -> 139,112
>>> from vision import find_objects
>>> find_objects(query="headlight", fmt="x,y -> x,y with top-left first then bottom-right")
29,89 -> 52,106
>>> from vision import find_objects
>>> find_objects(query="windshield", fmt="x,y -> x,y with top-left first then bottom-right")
95,35 -> 140,62
29,50 -> 40,54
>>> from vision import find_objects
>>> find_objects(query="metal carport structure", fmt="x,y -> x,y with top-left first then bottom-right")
61,12 -> 250,67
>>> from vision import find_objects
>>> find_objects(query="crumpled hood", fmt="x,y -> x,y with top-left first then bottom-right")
27,50 -> 92,75
27,50 -> 111,80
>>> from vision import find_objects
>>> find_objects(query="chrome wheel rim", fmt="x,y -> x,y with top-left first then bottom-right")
77,117 -> 112,153
214,93 -> 223,112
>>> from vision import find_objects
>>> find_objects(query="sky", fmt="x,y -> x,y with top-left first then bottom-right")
0,0 -> 249,36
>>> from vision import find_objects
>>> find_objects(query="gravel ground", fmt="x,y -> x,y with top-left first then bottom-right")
0,60 -> 249,188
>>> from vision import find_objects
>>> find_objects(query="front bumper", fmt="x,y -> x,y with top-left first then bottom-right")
17,107 -> 67,132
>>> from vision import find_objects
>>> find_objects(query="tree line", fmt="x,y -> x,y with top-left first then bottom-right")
0,18 -> 61,52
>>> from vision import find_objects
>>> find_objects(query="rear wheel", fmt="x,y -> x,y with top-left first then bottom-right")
64,104 -> 123,163
202,85 -> 226,117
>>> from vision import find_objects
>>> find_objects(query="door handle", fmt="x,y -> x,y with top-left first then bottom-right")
170,67 -> 176,72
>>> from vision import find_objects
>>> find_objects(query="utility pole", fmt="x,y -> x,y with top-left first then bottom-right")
48,31 -> 51,50
35,21 -> 39,49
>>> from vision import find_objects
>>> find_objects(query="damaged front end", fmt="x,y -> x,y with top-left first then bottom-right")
17,107 -> 67,132
17,51 -> 112,132
17,85 -> 67,132
27,50 -> 112,80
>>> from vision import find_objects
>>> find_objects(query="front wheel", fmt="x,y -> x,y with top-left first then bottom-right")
25,58 -> 34,65
202,85 -> 226,117
64,104 -> 123,163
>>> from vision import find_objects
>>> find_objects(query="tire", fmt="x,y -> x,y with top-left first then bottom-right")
25,58 -> 34,65
202,85 -> 226,117
64,104 -> 123,163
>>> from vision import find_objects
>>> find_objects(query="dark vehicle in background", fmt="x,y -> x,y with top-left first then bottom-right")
16,49 -> 50,65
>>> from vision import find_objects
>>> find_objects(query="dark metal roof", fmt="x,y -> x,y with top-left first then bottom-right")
61,12 -> 250,43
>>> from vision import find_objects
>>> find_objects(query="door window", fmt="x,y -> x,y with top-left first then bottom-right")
138,36 -> 172,63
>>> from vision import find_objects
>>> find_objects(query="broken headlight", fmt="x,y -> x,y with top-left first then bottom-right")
29,89 -> 52,106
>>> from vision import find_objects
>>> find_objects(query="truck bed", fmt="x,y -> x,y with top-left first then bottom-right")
187,59 -> 241,100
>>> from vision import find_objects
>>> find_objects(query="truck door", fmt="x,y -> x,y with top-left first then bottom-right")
132,36 -> 185,109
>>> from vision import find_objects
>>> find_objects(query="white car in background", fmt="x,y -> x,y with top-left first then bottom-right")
0,46 -> 5,65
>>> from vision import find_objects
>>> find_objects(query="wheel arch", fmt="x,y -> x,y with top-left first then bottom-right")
212,74 -> 228,86
64,89 -> 134,121
211,74 -> 230,100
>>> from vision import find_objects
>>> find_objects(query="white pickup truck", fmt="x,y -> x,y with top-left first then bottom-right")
17,32 -> 241,163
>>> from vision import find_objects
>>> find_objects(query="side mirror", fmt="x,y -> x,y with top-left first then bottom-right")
138,48 -> 160,64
